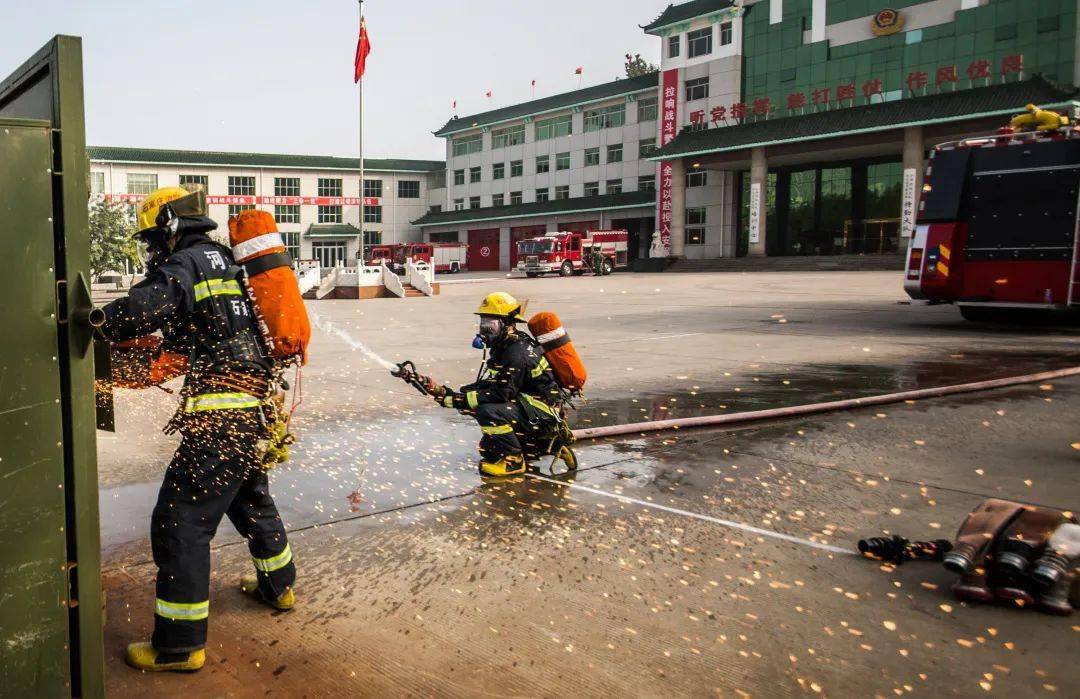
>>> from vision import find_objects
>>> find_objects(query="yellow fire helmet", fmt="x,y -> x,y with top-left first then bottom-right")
135,184 -> 207,235
475,291 -> 528,321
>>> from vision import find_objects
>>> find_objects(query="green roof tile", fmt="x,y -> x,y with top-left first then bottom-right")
651,76 -> 1078,160
642,0 -> 735,33
412,190 -> 655,227
304,223 -> 362,239
87,146 -> 444,173
433,73 -> 659,137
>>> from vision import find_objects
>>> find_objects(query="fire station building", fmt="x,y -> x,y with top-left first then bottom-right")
415,0 -> 1080,269
88,147 -> 446,269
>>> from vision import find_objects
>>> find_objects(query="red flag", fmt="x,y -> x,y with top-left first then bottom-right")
531,79 -> 536,86
574,66 -> 583,75
485,90 -> 493,98
452,100 -> 457,109
353,17 -> 371,83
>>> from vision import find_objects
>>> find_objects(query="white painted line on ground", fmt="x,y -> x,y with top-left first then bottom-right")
595,332 -> 704,345
524,472 -> 852,555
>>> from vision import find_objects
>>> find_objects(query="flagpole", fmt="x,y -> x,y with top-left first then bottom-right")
358,0 -> 365,266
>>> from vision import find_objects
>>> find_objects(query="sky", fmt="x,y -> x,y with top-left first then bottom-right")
0,0 -> 669,161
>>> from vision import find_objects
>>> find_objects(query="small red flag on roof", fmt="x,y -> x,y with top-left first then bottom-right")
485,90 -> 493,98
574,66 -> 583,75
354,17 -> 371,83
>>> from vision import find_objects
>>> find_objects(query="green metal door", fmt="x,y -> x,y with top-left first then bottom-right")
0,118 -> 71,696
0,36 -> 104,698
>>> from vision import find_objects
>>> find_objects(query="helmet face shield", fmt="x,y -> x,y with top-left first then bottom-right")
154,188 -> 207,228
478,317 -> 504,344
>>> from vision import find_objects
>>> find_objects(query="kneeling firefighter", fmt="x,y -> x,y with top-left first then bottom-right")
100,187 -> 301,672
425,292 -> 576,476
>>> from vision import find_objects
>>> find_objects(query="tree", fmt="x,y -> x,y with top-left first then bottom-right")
624,53 -> 658,78
88,197 -> 137,278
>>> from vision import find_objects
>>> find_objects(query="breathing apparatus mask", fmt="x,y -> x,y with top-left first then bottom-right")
475,316 -> 505,348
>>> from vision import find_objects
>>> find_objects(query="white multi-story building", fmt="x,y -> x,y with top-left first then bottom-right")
88,147 -> 445,268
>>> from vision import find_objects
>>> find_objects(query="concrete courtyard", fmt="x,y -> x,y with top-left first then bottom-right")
98,270 -> 1080,697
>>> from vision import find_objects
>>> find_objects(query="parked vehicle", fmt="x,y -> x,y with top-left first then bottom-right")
516,230 -> 629,277
904,105 -> 1079,322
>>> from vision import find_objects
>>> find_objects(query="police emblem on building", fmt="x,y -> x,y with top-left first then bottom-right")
871,9 -> 905,36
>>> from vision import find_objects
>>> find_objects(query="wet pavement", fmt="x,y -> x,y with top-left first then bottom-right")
97,271 -> 1080,697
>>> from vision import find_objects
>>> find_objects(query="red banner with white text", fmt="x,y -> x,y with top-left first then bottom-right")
654,68 -> 679,257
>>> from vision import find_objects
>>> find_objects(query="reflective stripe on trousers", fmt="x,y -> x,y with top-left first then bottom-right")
252,543 -> 293,573
482,423 -> 515,435
156,598 -> 209,621
192,278 -> 243,302
520,393 -> 556,416
184,392 -> 261,413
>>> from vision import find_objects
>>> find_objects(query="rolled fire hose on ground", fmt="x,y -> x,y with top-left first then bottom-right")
571,366 -> 1080,441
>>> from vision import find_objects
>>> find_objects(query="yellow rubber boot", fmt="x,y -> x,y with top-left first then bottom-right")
125,641 -> 205,672
241,575 -> 295,611
479,453 -> 525,477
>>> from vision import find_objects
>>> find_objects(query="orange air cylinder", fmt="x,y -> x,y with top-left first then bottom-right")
528,311 -> 587,392
228,210 -> 311,364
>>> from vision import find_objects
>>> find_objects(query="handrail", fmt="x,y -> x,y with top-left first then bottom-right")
405,260 -> 435,296
382,263 -> 405,297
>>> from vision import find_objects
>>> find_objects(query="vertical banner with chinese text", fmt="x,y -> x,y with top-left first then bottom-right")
653,68 -> 680,257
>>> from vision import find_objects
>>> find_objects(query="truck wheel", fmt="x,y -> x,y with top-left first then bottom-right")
450,262 -> 460,273
559,261 -> 573,277
526,272 -> 539,278
602,258 -> 614,275
959,306 -> 1004,322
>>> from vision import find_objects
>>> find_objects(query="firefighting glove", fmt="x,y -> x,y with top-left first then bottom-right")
436,387 -> 457,408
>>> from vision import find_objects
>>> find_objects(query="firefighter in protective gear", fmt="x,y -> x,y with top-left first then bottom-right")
102,185 -> 296,673
428,292 -> 562,476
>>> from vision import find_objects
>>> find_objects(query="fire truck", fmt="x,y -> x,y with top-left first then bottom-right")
366,243 -> 468,273
516,230 -> 629,277
904,105 -> 1080,321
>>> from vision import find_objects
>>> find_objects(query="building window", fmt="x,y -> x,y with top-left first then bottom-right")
639,139 -> 659,158
606,179 -> 622,195
363,205 -> 382,223
469,166 -> 481,183
469,196 -> 481,209
556,152 -> 571,171
510,191 -> 523,205
583,104 -> 626,131
453,198 -> 465,211
318,178 -> 343,196
363,230 -> 382,258
493,162 -> 505,180
274,177 -> 299,196
228,175 -> 255,195
606,143 -> 623,163
363,179 -> 382,198
637,96 -> 658,122
687,171 -> 708,187
685,77 -> 709,102
510,160 -> 523,177
127,173 -> 158,194
454,169 -> 465,185
584,181 -> 600,197
229,204 -> 255,217
428,231 -> 458,243
492,193 -> 505,207
491,124 -> 526,148
584,147 -> 600,166
555,185 -> 570,200
687,207 -> 707,225
89,171 -> 105,194
312,240 -> 347,268
429,204 -> 442,214
452,133 -> 483,156
430,170 -> 446,189
398,180 -> 420,198
275,204 -> 300,223
687,228 -> 705,245
535,188 -> 550,202
179,174 -> 208,190
668,35 -> 680,58
638,174 -> 656,192
319,205 -> 343,223
281,231 -> 300,260
535,114 -> 572,140
536,155 -> 550,174
687,27 -> 712,58
720,21 -> 732,46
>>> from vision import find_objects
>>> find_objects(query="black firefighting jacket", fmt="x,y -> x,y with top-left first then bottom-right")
102,218 -> 270,395
449,331 -> 561,412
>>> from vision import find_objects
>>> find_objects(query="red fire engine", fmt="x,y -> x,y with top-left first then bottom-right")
516,230 -> 629,277
366,242 -> 468,273
905,105 -> 1079,321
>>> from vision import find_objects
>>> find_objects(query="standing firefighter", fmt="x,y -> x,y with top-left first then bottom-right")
426,292 -> 573,476
101,186 -> 296,672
